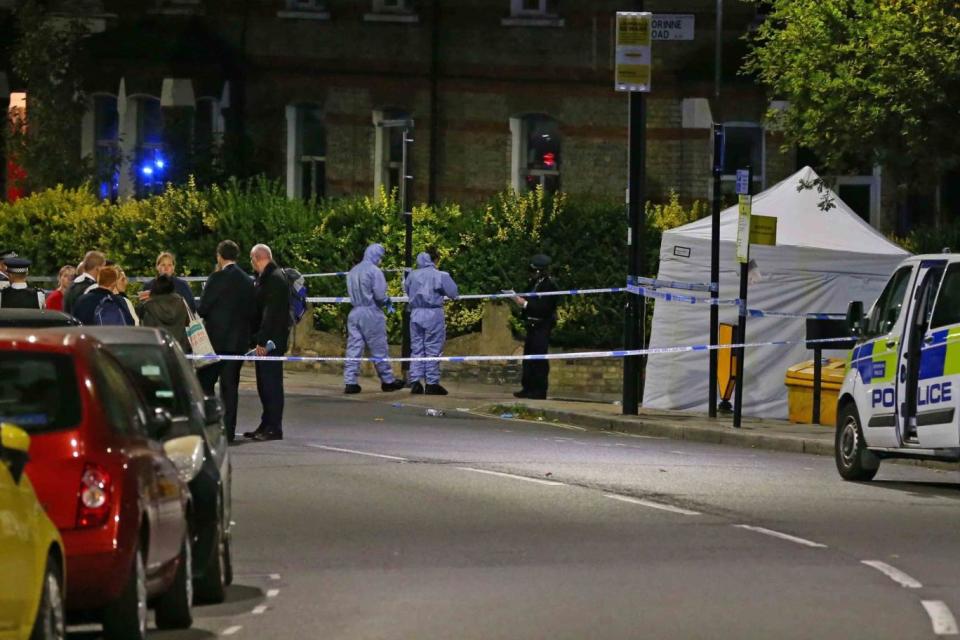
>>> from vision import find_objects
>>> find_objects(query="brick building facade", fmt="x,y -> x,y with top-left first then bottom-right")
3,0 -> 857,223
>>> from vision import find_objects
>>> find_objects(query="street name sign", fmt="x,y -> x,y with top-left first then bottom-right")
651,14 -> 695,41
615,12 -> 652,92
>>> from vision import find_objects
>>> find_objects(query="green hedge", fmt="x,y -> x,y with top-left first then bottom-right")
0,178 -> 704,347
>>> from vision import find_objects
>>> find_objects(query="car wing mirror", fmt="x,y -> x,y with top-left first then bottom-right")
163,434 -> 204,483
846,300 -> 864,337
148,407 -> 174,440
203,396 -> 224,426
0,423 -> 30,484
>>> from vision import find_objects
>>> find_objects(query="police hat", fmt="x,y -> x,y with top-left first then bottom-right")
5,257 -> 30,274
530,254 -> 552,270
0,249 -> 17,261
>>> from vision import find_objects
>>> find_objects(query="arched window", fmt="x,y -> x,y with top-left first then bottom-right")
511,114 -> 561,195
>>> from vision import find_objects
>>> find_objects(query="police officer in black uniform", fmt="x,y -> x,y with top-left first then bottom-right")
0,257 -> 46,309
0,249 -> 16,290
512,253 -> 558,400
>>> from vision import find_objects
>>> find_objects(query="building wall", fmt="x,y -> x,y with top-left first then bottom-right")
36,0 -> 774,208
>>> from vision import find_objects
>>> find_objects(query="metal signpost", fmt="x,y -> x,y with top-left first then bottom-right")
380,118 -> 415,372
616,9 -> 651,415
709,124 -> 724,418
733,167 -> 752,428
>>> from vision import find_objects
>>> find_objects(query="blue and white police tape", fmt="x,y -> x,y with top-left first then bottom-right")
744,308 -> 846,320
186,336 -> 855,364
305,286 -> 628,305
627,275 -> 718,293
626,284 -> 741,307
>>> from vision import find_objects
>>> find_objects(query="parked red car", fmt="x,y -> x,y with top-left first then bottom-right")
0,329 -> 198,640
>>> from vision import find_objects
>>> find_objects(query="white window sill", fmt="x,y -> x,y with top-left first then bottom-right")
501,16 -> 564,28
363,12 -> 420,24
277,10 -> 331,21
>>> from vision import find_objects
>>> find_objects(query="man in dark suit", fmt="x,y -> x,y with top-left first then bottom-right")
512,253 -> 559,400
244,243 -> 291,442
64,250 -> 106,314
197,240 -> 256,442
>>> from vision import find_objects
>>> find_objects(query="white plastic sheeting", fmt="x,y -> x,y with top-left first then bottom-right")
643,167 -> 909,419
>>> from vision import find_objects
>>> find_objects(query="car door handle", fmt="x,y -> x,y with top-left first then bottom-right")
886,340 -> 897,349
923,335 -> 935,345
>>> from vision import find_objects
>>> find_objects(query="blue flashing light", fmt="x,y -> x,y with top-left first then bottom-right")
155,158 -> 165,170
141,165 -> 154,177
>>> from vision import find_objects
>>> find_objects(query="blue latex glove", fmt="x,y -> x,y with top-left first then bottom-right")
384,302 -> 396,315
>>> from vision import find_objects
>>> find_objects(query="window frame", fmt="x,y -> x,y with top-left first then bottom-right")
511,114 -> 561,196
931,263 -> 960,330
286,104 -> 327,200
511,0 -> 556,18
720,122 -> 765,191
864,266 -> 914,338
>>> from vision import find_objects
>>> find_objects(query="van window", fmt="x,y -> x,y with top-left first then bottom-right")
0,353 -> 81,433
865,266 -> 913,337
931,263 -> 960,328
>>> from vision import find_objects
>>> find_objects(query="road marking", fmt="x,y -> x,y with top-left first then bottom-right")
733,525 -> 827,548
603,493 -> 701,516
307,444 -> 408,462
267,589 -> 280,598
922,601 -> 959,635
861,560 -> 922,588
252,605 -> 268,615
222,626 -> 243,636
456,467 -> 565,486
270,573 -> 281,581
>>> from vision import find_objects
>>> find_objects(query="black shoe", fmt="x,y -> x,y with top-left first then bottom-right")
513,390 -> 529,399
410,381 -> 425,394
242,426 -> 265,439
527,392 -> 547,400
344,384 -> 362,394
381,379 -> 406,392
425,384 -> 448,396
252,431 -> 283,441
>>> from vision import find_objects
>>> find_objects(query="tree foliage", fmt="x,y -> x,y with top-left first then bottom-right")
743,0 -> 960,188
8,0 -> 91,191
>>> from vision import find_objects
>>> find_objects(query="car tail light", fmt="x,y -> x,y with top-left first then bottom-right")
76,464 -> 112,529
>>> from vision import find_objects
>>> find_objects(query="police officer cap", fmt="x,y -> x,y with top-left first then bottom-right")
5,257 -> 30,273
530,254 -> 551,269
0,249 -> 17,261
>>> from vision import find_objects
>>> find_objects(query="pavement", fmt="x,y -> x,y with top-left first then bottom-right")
240,368 -> 955,470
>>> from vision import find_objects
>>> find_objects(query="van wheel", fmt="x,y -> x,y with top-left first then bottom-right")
194,518 -> 226,604
836,403 -> 879,481
155,537 -> 193,630
103,545 -> 147,640
30,555 -> 65,640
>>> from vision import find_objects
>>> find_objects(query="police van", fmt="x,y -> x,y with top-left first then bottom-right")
836,254 -> 960,480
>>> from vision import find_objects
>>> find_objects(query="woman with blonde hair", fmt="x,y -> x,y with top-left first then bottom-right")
140,251 -> 197,313
44,264 -> 76,311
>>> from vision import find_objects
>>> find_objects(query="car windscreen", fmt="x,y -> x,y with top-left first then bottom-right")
105,344 -> 184,415
0,352 -> 81,433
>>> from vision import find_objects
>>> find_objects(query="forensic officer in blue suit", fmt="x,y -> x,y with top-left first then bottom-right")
404,251 -> 459,395
343,243 -> 406,394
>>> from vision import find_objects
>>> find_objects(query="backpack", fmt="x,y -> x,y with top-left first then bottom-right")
284,268 -> 308,325
93,295 -> 131,326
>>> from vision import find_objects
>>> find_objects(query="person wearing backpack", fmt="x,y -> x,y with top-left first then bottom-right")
138,274 -> 190,352
72,265 -> 135,326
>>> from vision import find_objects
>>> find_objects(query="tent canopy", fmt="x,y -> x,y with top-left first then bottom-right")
642,167 -> 909,419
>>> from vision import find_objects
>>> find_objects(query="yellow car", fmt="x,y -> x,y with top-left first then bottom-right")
0,424 -> 65,640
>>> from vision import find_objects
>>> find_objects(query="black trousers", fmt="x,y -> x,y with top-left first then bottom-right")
255,360 -> 284,435
197,359 -> 244,439
521,322 -> 552,398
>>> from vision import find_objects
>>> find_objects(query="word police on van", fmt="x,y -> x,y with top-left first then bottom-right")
836,254 -> 960,480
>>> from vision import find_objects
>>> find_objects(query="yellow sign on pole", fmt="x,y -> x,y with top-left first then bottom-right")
615,12 -> 652,92
749,214 -> 778,246
735,195 -> 752,264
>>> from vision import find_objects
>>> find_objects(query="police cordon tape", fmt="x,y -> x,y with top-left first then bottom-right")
186,336 -> 855,364
305,286 -> 628,305
628,275 -> 717,293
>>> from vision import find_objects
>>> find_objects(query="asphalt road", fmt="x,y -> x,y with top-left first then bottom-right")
71,390 -> 960,640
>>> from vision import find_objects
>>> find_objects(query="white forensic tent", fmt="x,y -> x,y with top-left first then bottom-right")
643,167 -> 909,419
